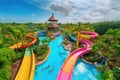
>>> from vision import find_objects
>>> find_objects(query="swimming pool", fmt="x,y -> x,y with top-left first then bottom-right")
34,35 -> 99,80
72,59 -> 98,80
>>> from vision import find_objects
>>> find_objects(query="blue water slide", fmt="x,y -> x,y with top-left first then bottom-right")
69,34 -> 76,42
37,30 -> 47,36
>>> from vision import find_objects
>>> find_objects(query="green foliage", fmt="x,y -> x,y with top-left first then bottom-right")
33,37 -> 50,61
0,48 -> 15,80
0,48 -> 16,65
90,29 -> 120,80
0,23 -> 37,47
41,39 -> 50,46
99,70 -> 116,80
93,21 -> 120,35
61,22 -> 94,39
91,29 -> 120,65
0,65 -> 12,80
34,45 -> 49,61
0,48 -> 23,66
97,65 -> 116,80
0,48 -> 24,80
112,68 -> 120,80
0,21 -> 120,80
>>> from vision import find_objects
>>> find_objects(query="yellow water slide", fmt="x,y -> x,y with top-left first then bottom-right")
9,35 -> 37,80
15,49 -> 35,80
9,42 -> 22,49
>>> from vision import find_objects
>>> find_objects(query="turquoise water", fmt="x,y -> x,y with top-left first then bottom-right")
34,35 -> 99,80
72,59 -> 98,80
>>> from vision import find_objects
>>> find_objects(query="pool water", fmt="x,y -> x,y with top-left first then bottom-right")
72,59 -> 98,80
34,35 -> 99,80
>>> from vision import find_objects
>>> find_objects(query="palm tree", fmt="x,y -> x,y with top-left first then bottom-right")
41,38 -> 50,48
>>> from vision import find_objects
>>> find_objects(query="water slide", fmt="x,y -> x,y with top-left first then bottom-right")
38,30 -> 47,36
9,35 -> 37,49
20,35 -> 37,49
9,42 -> 22,49
14,35 -> 37,80
57,31 -> 98,80
54,31 -> 61,37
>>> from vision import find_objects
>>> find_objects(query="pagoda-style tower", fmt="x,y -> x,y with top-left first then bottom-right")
48,13 -> 58,30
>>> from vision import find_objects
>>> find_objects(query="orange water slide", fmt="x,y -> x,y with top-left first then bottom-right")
9,35 -> 37,49
20,35 -> 37,49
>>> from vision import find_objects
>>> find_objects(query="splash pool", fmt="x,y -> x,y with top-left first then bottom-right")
34,35 -> 99,80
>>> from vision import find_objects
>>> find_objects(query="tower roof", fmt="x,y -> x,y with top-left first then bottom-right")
48,13 -> 58,21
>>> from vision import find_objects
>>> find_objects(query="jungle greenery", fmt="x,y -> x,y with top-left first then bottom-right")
33,38 -> 50,61
0,48 -> 23,80
0,22 -> 50,80
34,45 -> 49,61
60,21 -> 120,80
0,21 -> 120,80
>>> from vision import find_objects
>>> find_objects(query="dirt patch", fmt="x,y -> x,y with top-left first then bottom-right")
35,54 -> 39,64
11,59 -> 22,80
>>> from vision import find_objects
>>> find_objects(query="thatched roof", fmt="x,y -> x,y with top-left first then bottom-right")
48,13 -> 58,21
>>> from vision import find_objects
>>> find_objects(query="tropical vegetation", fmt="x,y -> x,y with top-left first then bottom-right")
0,21 -> 120,80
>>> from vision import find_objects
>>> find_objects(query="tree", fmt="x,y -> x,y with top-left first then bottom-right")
0,48 -> 16,65
41,38 -> 50,48
93,21 -> 120,35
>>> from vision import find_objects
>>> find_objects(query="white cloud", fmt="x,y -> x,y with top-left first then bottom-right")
32,13 -> 36,16
25,0 -> 120,23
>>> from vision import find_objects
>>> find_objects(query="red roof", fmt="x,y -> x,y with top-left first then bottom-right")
48,23 -> 58,28
48,13 -> 58,21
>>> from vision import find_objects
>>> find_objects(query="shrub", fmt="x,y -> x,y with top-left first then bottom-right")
0,48 -> 16,65
34,45 -> 49,61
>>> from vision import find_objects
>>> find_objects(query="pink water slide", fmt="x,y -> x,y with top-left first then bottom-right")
57,31 -> 98,80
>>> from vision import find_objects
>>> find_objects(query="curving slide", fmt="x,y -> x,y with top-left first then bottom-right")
9,42 -> 22,49
15,35 -> 37,80
38,30 -> 47,36
20,35 -> 37,49
57,31 -> 98,80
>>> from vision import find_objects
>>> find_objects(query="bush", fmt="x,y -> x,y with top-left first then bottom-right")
0,48 -> 16,65
0,65 -> 12,80
0,48 -> 24,80
34,45 -> 49,61
93,21 -> 120,35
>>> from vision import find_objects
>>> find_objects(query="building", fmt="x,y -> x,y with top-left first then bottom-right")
48,13 -> 58,30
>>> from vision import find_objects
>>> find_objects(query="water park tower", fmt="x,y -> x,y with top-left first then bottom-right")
48,13 -> 59,30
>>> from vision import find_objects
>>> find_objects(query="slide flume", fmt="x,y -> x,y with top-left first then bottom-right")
57,31 -> 98,80
15,35 -> 37,80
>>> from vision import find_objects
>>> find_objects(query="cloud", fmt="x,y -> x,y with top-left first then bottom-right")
32,13 -> 36,16
48,2 -> 72,15
25,0 -> 120,23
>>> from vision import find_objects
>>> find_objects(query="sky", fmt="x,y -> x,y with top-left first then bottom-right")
0,0 -> 120,23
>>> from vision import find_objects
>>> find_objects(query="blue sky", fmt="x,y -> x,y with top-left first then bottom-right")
0,0 -> 120,23
0,0 -> 52,23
